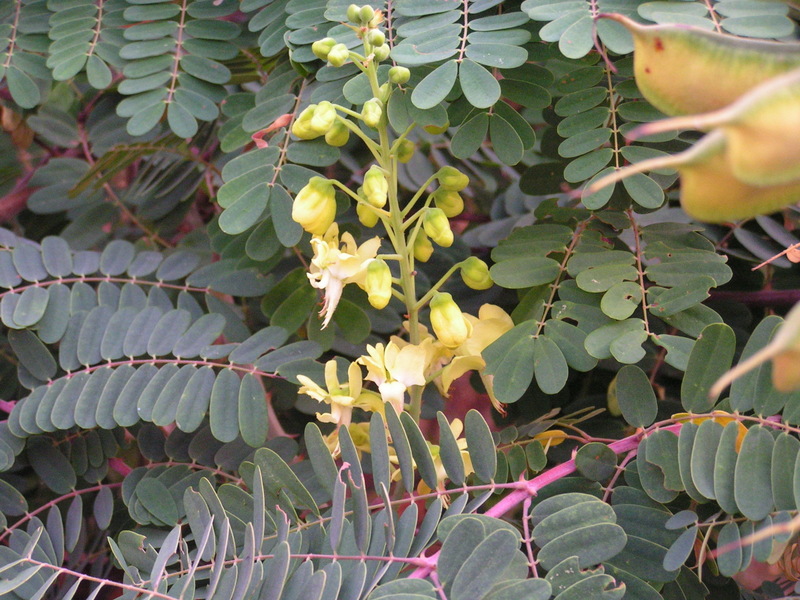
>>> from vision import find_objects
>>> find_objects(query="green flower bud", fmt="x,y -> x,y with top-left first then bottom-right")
396,139 -> 415,163
377,82 -> 390,103
309,101 -> 336,136
430,292 -> 471,349
324,119 -> 350,147
292,104 -> 319,140
423,207 -> 454,247
312,37 -> 336,60
436,166 -> 469,191
373,44 -> 390,62
359,5 -> 375,23
347,4 -> 360,22
292,177 -> 337,235
388,66 -> 410,84
431,188 -> 464,218
365,259 -> 392,309
357,202 -> 380,228
368,29 -> 385,46
327,43 -> 350,67
413,230 -> 434,262
460,257 -> 493,290
362,98 -> 383,128
363,165 -> 388,208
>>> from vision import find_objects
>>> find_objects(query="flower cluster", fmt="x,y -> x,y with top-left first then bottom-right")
286,4 -> 508,490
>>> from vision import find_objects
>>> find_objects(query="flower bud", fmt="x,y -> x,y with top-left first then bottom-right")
388,66 -> 410,84
423,207 -> 454,247
309,101 -> 336,135
431,188 -> 464,218
364,259 -> 392,309
413,230 -> 434,262
312,37 -> 337,60
359,5 -> 375,23
327,43 -> 350,67
291,104 -> 318,139
430,292 -> 471,348
377,82 -> 390,103
347,4 -> 360,22
292,177 -> 337,235
362,98 -> 382,128
324,118 -> 350,147
436,166 -> 469,191
396,139 -> 415,163
357,202 -> 380,227
368,29 -> 385,46
460,257 -> 493,290
363,165 -> 388,208
373,44 -> 390,62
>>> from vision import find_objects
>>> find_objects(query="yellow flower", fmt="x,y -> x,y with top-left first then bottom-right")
292,176 -> 337,235
412,230 -> 434,262
297,360 -> 382,430
308,223 -> 381,328
357,340 -> 429,413
436,166 -> 469,191
323,422 -> 373,458
423,208 -> 454,247
364,258 -> 392,309
363,165 -> 388,208
357,202 -> 380,228
430,292 -> 471,348
460,257 -> 492,290
439,304 -> 514,412
432,188 -> 464,218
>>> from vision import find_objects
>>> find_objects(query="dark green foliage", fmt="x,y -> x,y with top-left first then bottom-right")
0,0 -> 798,599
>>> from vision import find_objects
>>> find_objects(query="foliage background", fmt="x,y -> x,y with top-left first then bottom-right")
0,0 -> 798,598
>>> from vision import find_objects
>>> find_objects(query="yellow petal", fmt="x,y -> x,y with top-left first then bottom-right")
441,355 -> 485,394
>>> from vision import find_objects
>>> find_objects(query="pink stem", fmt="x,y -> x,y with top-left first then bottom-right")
408,423 -> 683,579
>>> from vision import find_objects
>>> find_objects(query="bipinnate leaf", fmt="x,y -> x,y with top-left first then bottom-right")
465,410 -> 496,482
411,60 -> 458,109
450,530 -> 521,600
305,422 -> 339,497
239,373 -> 268,447
94,486 -> 114,531
716,522 -> 743,577
733,425 -> 774,521
438,517 -> 485,586
714,422 -> 742,515
437,412 -> 465,485
484,579 -> 552,600
482,321 -> 537,404
184,489 -> 216,562
367,579 -> 437,599
369,412 -> 392,494
663,526 -> 698,572
400,412 -> 438,491
682,323 -> 736,412
27,438 -> 76,495
614,365 -> 657,427
575,443 -> 617,482
254,448 -> 319,516
537,520 -> 627,570
544,556 -> 625,600
150,525 -> 180,592
385,405 -> 414,493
